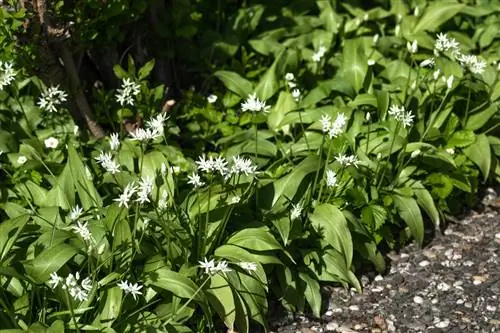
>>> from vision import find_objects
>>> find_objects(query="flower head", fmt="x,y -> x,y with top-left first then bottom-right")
38,85 -> 68,113
114,182 -> 138,208
72,221 -> 94,243
241,93 -> 270,113
285,73 -> 295,81
312,45 -> 327,62
335,154 -> 359,168
388,104 -> 414,128
17,155 -> 27,165
407,40 -> 418,54
44,137 -> 59,149
0,61 -> 16,90
290,203 -> 302,220
136,176 -> 153,204
420,58 -> 435,68
230,155 -> 258,177
49,272 -> 92,302
434,33 -> 459,54
320,113 -> 346,139
116,78 -> 140,106
456,54 -> 487,75
69,205 -> 83,221
95,151 -> 121,174
207,94 -> 218,103
238,262 -> 258,272
117,280 -> 143,300
292,88 -> 301,102
325,169 -> 337,188
109,133 -> 120,151
187,172 -> 205,188
198,258 -> 215,274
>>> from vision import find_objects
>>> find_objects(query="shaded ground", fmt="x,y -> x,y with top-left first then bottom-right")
270,190 -> 500,333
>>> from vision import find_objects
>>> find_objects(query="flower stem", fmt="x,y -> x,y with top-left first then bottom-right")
377,122 -> 400,190
309,135 -> 325,206
65,292 -> 81,333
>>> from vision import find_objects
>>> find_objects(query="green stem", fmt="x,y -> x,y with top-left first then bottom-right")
421,91 -> 448,141
377,122 -> 400,190
463,85 -> 472,125
316,139 -> 333,204
309,135 -> 326,206
65,292 -> 80,333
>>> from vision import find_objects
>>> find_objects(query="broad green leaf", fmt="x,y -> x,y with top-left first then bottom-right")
227,227 -> 282,252
272,155 -> 318,206
207,274 -> 236,330
214,71 -> 253,98
146,268 -> 206,304
309,204 -> 353,267
447,130 -> 476,148
342,39 -> 367,92
268,91 -> 296,132
24,243 -> 78,283
112,219 -> 133,271
414,2 -> 466,32
298,272 -> 321,318
0,214 -> 30,262
99,287 -> 122,327
361,205 -> 387,232
464,134 -> 491,181
68,145 -> 102,209
254,51 -> 282,100
138,59 -> 155,80
393,195 -> 424,246
465,104 -> 497,131
411,181 -> 440,228
215,244 -> 282,266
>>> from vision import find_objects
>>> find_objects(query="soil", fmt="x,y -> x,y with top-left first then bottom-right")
269,188 -> 500,333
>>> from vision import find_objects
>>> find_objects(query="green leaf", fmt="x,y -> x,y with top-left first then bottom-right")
227,227 -> 282,252
464,133 -> 491,181
215,244 -> 282,266
24,243 -> 78,283
411,181 -> 440,228
267,91 -> 296,132
112,219 -> 133,271
254,51 -> 282,100
393,195 -> 424,246
298,272 -> 321,318
146,268 -> 206,304
214,71 -> 253,98
465,104 -> 497,131
0,214 -> 30,262
414,2 -> 466,32
361,205 -> 387,231
272,155 -> 318,206
68,145 -> 102,209
342,39 -> 367,92
447,130 -> 476,148
309,204 -> 353,268
207,274 -> 236,330
99,287 -> 122,327
138,59 -> 155,80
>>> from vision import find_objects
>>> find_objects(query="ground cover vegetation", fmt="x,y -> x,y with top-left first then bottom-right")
0,0 -> 499,332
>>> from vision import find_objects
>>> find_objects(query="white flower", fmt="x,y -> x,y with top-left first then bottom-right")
407,40 -> 418,54
290,203 -> 302,220
213,260 -> 232,273
116,78 -> 140,106
388,104 -> 414,128
117,280 -> 143,300
368,59 -> 376,66
38,85 -> 68,113
285,73 -> 295,81
129,127 -> 161,141
410,149 -> 421,158
230,155 -> 258,176
136,176 -> 153,204
114,182 -> 138,208
420,58 -> 435,67
145,113 -> 168,136
292,88 -> 301,101
0,61 -> 16,90
17,155 -> 27,165
72,221 -> 94,243
446,148 -> 455,155
325,169 -> 337,188
457,54 -> 487,75
207,94 -> 218,104
312,45 -> 327,62
195,155 -> 214,173
50,272 -> 92,302
212,156 -> 229,176
69,205 -> 83,221
241,93 -> 270,113
395,25 -> 400,36
320,113 -> 346,139
414,6 -> 420,16
95,151 -> 121,174
335,154 -> 359,168
44,137 -> 59,149
158,190 -> 169,210
187,172 -> 205,188
198,258 -> 215,274
433,69 -> 441,81
372,34 -> 379,45
434,33 -> 459,54
230,196 -> 241,204
238,262 -> 258,272
73,125 -> 80,136
109,133 -> 120,151
365,112 -> 371,122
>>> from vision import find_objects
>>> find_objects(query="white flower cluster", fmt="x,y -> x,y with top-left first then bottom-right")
388,104 -> 414,128
241,93 -> 270,113
38,85 -> 68,113
72,220 -> 95,244
325,169 -> 337,188
290,203 -> 302,220
116,78 -> 140,106
117,280 -> 143,300
95,151 -> 121,174
433,33 -> 486,75
48,272 -> 92,302
129,113 -> 168,141
320,113 -> 347,139
0,61 -> 16,90
312,45 -> 327,62
68,205 -> 84,221
335,154 -> 359,168
109,133 -> 120,150
199,258 -> 258,275
114,178 -> 153,207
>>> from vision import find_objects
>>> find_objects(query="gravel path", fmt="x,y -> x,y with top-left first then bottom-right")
270,191 -> 500,333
